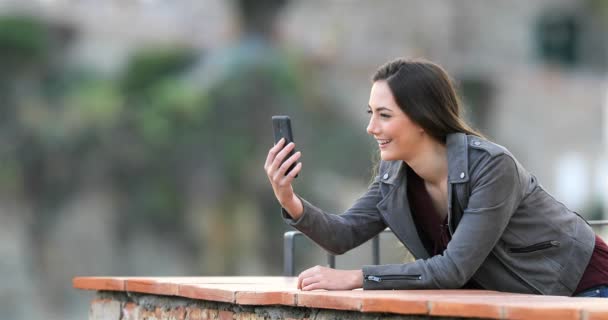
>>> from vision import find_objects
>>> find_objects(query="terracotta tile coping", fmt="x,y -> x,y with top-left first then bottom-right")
73,276 -> 608,320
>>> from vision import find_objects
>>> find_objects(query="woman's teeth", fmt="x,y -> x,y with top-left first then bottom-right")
378,139 -> 391,145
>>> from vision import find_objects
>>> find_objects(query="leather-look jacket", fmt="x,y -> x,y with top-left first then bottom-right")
283,133 -> 595,296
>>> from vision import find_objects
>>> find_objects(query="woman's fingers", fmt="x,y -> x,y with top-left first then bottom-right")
287,162 -> 302,178
296,266 -> 362,291
266,141 -> 295,178
300,274 -> 320,289
271,142 -> 296,171
297,265 -> 329,291
264,138 -> 285,170
274,162 -> 302,190
297,265 -> 320,290
274,151 -> 301,181
302,277 -> 327,291
269,144 -> 297,180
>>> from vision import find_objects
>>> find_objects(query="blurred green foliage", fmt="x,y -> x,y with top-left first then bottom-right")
0,14 -> 371,275
0,15 -> 50,66
121,48 -> 198,94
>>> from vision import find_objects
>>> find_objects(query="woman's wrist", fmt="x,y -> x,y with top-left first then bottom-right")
282,193 -> 304,220
350,270 -> 364,289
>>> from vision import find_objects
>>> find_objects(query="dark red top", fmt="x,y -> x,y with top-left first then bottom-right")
406,167 -> 608,294
573,235 -> 608,294
406,167 -> 481,289
406,167 -> 451,256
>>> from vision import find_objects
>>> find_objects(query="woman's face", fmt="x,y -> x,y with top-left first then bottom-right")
366,81 -> 423,161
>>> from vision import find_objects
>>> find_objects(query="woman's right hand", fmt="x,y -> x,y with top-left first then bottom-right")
264,138 -> 304,219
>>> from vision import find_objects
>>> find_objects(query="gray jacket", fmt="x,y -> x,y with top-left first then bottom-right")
283,133 -> 595,296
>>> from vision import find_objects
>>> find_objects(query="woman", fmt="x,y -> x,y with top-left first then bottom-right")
263,58 -> 608,297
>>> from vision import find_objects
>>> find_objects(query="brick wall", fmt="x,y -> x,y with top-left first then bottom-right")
90,291 -> 436,320
74,276 -> 608,320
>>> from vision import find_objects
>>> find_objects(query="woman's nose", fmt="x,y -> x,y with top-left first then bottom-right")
366,118 -> 377,136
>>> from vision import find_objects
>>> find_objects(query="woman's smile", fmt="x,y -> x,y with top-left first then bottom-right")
377,139 -> 392,148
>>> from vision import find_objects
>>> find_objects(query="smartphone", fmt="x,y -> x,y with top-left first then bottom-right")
272,115 -> 298,177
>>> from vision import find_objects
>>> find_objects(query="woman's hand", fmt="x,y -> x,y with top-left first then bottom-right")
297,265 -> 363,291
264,138 -> 304,219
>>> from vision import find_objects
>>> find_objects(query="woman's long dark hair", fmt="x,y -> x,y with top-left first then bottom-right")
372,58 -> 484,143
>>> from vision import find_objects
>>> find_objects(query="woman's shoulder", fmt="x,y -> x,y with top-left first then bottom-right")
463,134 -> 526,179
464,135 -> 529,183
466,135 -> 513,159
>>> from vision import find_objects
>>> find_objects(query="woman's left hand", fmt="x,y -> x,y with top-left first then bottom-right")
297,265 -> 363,291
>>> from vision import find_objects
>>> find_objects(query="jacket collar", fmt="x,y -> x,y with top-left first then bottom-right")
381,161 -> 406,185
379,132 -> 470,186
446,132 -> 470,184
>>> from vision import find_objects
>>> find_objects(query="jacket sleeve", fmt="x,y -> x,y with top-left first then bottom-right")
282,171 -> 387,255
362,154 -> 521,289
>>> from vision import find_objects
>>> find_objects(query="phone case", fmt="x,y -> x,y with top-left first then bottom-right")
272,115 -> 298,177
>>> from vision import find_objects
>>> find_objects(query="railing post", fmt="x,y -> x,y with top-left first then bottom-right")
327,254 -> 335,268
589,220 -> 608,226
372,235 -> 380,265
284,231 -> 299,276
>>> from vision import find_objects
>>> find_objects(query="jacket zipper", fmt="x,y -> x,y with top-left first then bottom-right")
509,240 -> 560,254
365,274 -> 422,283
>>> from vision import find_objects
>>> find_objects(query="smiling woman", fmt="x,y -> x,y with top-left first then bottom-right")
366,82 -> 425,163
263,58 -> 608,297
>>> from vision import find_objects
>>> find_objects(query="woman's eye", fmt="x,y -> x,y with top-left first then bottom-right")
380,113 -> 391,118
366,109 -> 372,115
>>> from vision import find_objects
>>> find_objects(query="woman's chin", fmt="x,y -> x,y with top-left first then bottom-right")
379,151 -> 397,161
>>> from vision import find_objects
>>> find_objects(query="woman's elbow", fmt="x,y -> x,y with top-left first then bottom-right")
323,245 -> 349,256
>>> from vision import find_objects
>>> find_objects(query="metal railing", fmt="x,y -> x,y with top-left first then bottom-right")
283,220 -> 608,276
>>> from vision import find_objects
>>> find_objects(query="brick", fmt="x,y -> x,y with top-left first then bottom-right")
201,308 -> 220,320
504,305 -> 580,320
184,307 -> 202,320
234,284 -> 297,306
178,283 -> 235,303
155,306 -> 165,318
587,309 -> 608,320
428,299 -> 503,319
219,310 -> 233,320
182,277 -> 297,285
428,292 -> 552,320
359,291 -> 428,315
235,291 -> 294,306
123,277 -> 245,296
500,296 -> 608,320
73,277 -> 127,291
165,306 -> 186,320
234,312 -> 259,320
178,276 -> 298,305
571,300 -> 608,320
296,291 -> 363,311
138,307 -> 158,320
122,302 -> 140,320
126,278 -> 179,296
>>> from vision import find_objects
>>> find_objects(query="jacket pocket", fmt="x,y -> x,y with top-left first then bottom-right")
509,240 -> 560,254
365,274 -> 422,283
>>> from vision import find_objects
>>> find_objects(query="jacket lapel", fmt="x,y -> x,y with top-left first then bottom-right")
446,133 -> 470,184
376,161 -> 430,259
446,133 -> 470,234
